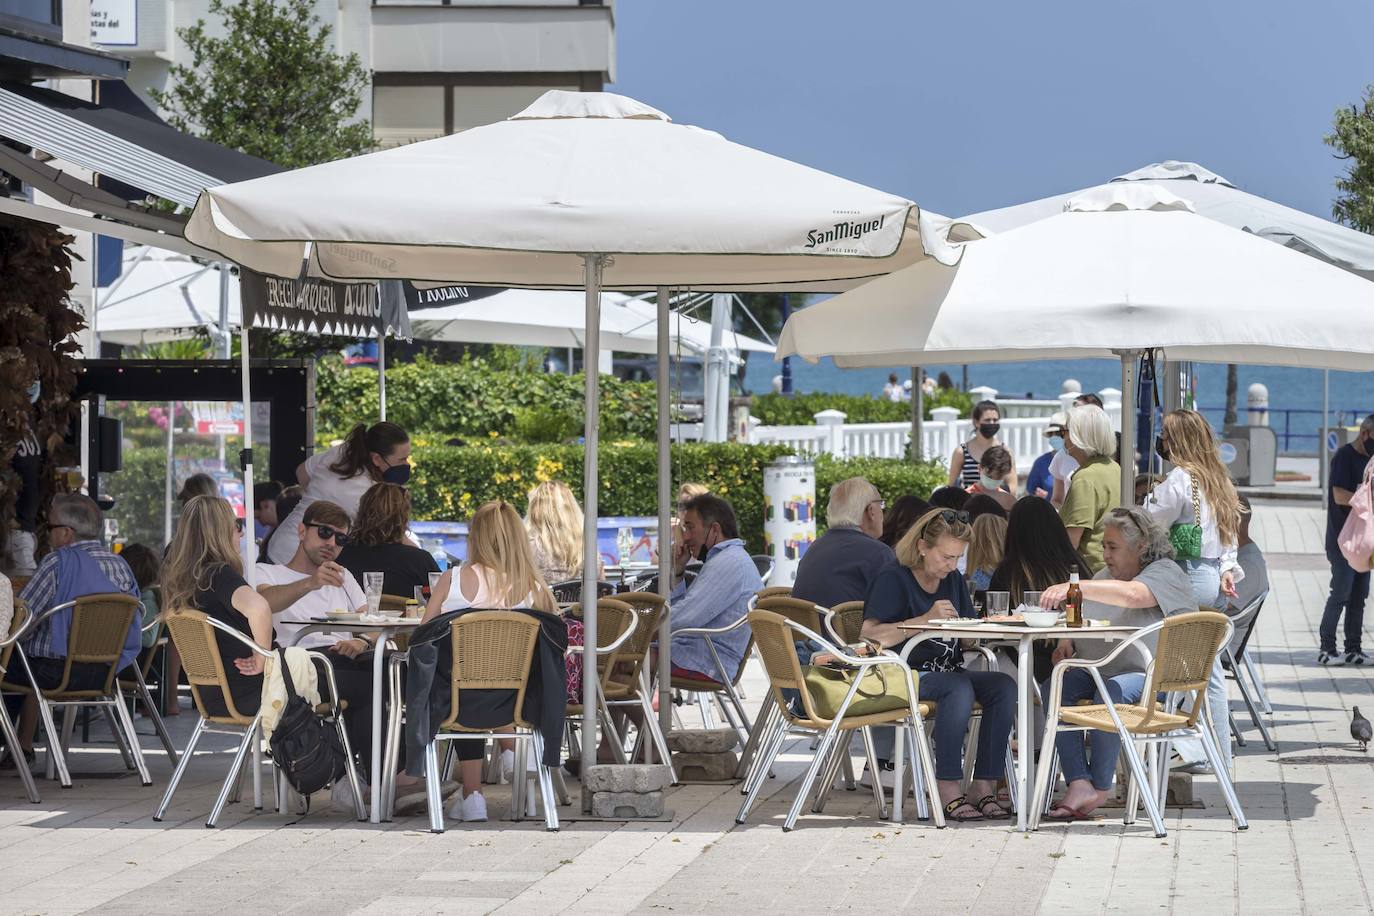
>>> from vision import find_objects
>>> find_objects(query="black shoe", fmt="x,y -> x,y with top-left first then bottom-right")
1319,651 -> 1342,666
1348,650 -> 1369,666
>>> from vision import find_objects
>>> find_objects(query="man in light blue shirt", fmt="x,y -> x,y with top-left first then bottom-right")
669,493 -> 759,681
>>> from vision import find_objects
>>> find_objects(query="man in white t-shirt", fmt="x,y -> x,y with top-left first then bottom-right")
256,499 -> 378,796
257,499 -> 370,655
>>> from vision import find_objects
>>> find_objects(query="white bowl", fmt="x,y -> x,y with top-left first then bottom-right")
1022,610 -> 1061,628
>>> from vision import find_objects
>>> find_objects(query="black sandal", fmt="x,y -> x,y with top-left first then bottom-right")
942,794 -> 984,822
973,794 -> 1011,819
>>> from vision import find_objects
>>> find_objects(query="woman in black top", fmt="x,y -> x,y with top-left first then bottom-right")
337,483 -> 439,597
862,508 -> 1017,822
988,496 -> 1091,682
161,495 -> 274,716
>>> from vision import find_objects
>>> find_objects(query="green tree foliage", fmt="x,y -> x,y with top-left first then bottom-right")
1326,87 -> 1374,233
150,0 -> 374,169
751,388 -> 974,425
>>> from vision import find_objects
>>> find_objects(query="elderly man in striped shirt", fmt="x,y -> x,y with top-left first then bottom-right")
668,493 -> 759,682
3,494 -> 139,768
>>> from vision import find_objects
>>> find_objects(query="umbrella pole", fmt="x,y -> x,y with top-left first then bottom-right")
1117,349 -> 1140,506
580,254 -> 605,797
377,330 -> 387,421
656,286 -> 674,749
910,365 -> 923,461
164,401 -> 174,546
240,326 -> 256,586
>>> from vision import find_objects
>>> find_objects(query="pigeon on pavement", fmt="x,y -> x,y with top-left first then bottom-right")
1352,706 -> 1372,752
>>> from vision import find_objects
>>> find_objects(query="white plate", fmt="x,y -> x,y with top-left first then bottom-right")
319,613 -> 407,624
924,617 -> 986,626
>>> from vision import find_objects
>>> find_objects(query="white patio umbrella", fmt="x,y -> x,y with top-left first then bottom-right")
407,288 -> 773,356
97,246 -> 239,348
183,89 -> 954,794
777,183 -> 1374,503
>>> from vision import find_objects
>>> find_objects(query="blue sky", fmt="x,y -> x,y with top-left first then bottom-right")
613,1 -> 1374,221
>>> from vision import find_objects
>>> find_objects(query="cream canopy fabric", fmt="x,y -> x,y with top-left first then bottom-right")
777,185 -> 1374,371
184,90 -> 956,291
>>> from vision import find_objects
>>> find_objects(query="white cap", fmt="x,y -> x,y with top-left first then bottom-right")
1044,411 -> 1067,434
903,379 -> 913,390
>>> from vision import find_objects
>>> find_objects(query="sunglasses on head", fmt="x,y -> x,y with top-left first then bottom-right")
923,508 -> 970,536
312,524 -> 350,546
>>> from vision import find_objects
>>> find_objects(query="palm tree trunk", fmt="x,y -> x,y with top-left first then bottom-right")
1223,363 -> 1239,427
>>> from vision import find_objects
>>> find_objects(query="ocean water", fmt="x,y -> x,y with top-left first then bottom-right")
742,356 -> 1374,453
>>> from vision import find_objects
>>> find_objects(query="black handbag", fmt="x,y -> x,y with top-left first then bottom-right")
268,648 -> 347,802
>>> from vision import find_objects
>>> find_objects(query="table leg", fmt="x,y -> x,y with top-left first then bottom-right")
369,628 -> 389,824
1016,636 -> 1032,833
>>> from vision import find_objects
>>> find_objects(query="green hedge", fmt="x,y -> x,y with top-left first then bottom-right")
315,355 -> 658,443
101,442 -> 947,553
751,388 -> 974,425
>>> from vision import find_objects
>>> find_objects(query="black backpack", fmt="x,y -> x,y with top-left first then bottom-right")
269,648 -> 348,801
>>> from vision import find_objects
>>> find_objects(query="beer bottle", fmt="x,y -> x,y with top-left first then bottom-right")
1065,565 -> 1083,628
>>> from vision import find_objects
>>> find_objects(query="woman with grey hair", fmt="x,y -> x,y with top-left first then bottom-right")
1034,506 -> 1196,820
1058,404 -> 1121,574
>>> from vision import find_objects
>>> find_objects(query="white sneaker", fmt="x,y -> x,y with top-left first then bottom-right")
500,748 -> 516,783
449,789 -> 487,822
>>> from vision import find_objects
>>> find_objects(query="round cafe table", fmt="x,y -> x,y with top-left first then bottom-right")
287,617 -> 422,824
896,619 -> 1148,832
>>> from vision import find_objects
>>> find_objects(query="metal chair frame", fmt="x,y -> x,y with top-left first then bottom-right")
9,594 -> 150,789
117,614 -> 178,767
735,612 -> 944,831
1030,613 -> 1248,838
1222,590 -> 1274,751
595,593 -> 677,782
0,600 -> 40,802
153,612 -> 366,827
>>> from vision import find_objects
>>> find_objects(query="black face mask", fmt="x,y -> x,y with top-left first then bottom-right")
1155,436 -> 1170,461
978,422 -> 1000,439
382,463 -> 412,485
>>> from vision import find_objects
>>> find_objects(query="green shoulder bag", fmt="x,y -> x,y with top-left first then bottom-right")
802,660 -> 912,719
1168,474 -> 1203,560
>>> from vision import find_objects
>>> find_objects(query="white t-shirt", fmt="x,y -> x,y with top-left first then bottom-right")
267,444 -> 374,564
1048,449 -> 1079,487
1143,467 -> 1241,576
255,562 -> 365,649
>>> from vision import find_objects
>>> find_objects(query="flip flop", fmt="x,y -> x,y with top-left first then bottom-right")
943,794 -> 985,822
973,794 -> 1012,820
1043,803 -> 1081,822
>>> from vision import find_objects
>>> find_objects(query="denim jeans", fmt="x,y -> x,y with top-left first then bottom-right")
1053,668 -> 1146,791
1321,545 -> 1370,654
872,669 -> 1016,782
1171,559 -> 1231,767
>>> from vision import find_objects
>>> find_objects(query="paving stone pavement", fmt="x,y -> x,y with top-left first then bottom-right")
0,501 -> 1371,915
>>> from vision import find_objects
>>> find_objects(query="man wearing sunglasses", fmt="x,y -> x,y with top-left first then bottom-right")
255,500 -> 379,803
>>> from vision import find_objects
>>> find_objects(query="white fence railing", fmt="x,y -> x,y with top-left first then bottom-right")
677,385 -> 1124,472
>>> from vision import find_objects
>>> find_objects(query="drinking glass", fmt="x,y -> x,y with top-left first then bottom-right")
1023,590 -> 1043,610
986,591 -> 1010,616
364,572 -> 385,614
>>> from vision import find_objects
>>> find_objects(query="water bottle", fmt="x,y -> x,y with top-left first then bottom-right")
427,539 -> 450,572
616,526 -> 633,566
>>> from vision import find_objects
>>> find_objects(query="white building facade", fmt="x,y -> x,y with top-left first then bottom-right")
94,0 -> 616,146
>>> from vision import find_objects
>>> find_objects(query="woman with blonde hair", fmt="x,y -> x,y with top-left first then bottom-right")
1145,408 -> 1245,774
861,509 -> 1017,821
418,500 -> 557,821
526,481 -> 597,585
161,495 -> 273,717
965,513 -> 1007,593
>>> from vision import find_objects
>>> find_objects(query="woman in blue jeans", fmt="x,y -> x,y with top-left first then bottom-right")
1144,409 -> 1245,773
1038,507 -> 1197,819
863,508 -> 1018,822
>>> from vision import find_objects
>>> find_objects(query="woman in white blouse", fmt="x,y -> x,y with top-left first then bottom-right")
1145,409 -> 1245,609
1145,408 -> 1246,774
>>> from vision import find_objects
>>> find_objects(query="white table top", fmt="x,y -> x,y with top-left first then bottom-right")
897,620 -> 1138,638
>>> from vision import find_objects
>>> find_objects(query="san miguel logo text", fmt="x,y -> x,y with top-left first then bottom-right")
805,215 -> 885,249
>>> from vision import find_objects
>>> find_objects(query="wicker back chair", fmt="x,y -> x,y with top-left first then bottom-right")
755,595 -> 827,634
156,607 -> 365,827
11,593 -> 148,788
828,601 -> 866,645
739,609 -> 941,830
755,586 -> 792,601
416,610 -> 561,832
1032,611 -> 1246,837
562,599 -> 637,715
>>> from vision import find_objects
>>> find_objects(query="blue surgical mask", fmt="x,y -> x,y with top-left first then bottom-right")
979,474 -> 1003,492
1048,435 -> 1064,452
26,380 -> 39,404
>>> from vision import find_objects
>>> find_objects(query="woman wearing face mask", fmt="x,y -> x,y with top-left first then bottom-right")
267,421 -> 412,564
966,445 -> 1015,512
948,400 -> 1018,494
